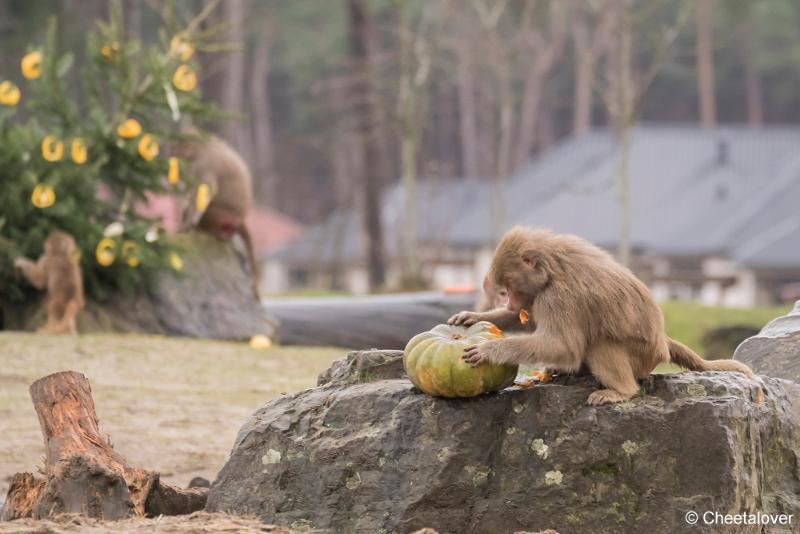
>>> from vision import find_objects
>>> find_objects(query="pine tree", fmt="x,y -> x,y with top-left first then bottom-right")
0,1 -> 220,303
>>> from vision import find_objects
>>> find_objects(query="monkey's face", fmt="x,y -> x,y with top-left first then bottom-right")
490,252 -> 549,313
198,209 -> 242,241
44,232 -> 76,256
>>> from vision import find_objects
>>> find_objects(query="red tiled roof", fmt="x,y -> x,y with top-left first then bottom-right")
245,207 -> 304,257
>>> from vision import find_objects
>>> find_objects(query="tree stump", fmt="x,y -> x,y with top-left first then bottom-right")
1,371 -> 207,521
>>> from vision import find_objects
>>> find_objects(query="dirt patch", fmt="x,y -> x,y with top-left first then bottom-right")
0,511 -> 292,533
0,333 -> 344,498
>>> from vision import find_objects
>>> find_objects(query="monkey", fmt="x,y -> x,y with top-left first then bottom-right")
176,134 -> 261,299
14,230 -> 84,335
475,274 -> 509,312
448,227 -> 756,406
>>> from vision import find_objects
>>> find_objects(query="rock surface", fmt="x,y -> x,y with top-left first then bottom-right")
735,300 -> 800,383
207,351 -> 800,534
6,232 -> 278,341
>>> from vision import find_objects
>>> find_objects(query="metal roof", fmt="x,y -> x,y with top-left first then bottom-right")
268,125 -> 800,269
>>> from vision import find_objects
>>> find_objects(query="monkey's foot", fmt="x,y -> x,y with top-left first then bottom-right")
586,389 -> 633,406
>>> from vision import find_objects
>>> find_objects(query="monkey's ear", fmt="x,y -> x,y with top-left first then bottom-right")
521,250 -> 538,269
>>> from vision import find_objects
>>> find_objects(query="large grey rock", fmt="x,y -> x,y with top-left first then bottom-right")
316,350 -> 405,387
735,300 -> 800,383
207,352 -> 800,534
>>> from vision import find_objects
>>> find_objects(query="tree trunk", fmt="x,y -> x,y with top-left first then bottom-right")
512,13 -> 567,166
123,0 -> 142,39
1,371 -> 206,521
457,37 -> 479,178
695,0 -> 717,128
250,33 -> 277,204
493,62 -> 512,241
221,0 -> 251,159
740,20 -> 763,127
348,0 -> 386,290
398,0 -> 422,286
572,1 -> 614,136
616,4 -> 633,267
572,11 -> 594,136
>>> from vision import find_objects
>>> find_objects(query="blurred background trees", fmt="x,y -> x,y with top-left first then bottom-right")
3,0 -> 800,292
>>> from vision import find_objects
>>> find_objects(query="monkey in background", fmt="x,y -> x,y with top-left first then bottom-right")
176,134 -> 261,299
475,274 -> 509,312
14,230 -> 84,335
449,227 -> 756,405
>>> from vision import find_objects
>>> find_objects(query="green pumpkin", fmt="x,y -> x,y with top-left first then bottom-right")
404,321 -> 518,398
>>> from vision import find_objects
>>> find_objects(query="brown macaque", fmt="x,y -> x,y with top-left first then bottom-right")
14,230 -> 84,335
475,274 -> 509,312
176,135 -> 260,299
449,227 -> 756,406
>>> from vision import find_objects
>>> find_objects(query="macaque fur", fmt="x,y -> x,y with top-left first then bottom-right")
178,135 -> 260,298
449,227 -> 756,406
14,230 -> 84,335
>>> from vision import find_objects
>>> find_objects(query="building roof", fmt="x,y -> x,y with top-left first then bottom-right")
269,125 -> 800,269
269,179 -> 492,264
246,206 -> 304,257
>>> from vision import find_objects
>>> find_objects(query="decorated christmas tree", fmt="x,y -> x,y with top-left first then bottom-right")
0,1 -> 220,303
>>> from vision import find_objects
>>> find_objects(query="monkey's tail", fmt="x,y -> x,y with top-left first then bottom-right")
667,337 -> 755,379
238,223 -> 261,300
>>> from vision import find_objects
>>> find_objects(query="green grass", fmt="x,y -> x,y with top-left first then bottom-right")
661,301 -> 788,354
653,301 -> 788,373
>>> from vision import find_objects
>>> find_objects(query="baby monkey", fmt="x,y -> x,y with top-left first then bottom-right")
15,230 -> 84,335
449,227 -> 755,405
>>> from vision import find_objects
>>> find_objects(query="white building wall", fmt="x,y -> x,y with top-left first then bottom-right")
430,264 -> 474,289
701,257 -> 758,308
261,260 -> 289,295
651,282 -> 670,302
348,268 -> 370,295
721,270 -> 758,308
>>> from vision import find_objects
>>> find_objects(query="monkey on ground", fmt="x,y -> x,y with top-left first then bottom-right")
449,227 -> 756,406
176,134 -> 261,299
14,230 -> 84,335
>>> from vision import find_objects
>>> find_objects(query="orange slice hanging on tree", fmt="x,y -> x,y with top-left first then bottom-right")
172,65 -> 197,92
21,51 -> 42,80
117,118 -> 142,139
31,184 -> 55,208
167,157 -> 181,184
95,238 -> 116,267
138,134 -> 159,161
0,81 -> 20,106
71,138 -> 87,164
41,136 -> 64,162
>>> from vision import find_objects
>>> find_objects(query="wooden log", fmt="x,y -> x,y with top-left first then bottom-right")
269,292 -> 475,349
1,371 -> 207,521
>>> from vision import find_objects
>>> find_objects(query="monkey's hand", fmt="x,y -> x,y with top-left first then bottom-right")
462,339 -> 507,367
448,310 -> 483,326
13,257 -> 29,269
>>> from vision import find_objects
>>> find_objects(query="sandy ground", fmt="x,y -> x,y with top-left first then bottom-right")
0,511 -> 294,533
0,333 -> 344,500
